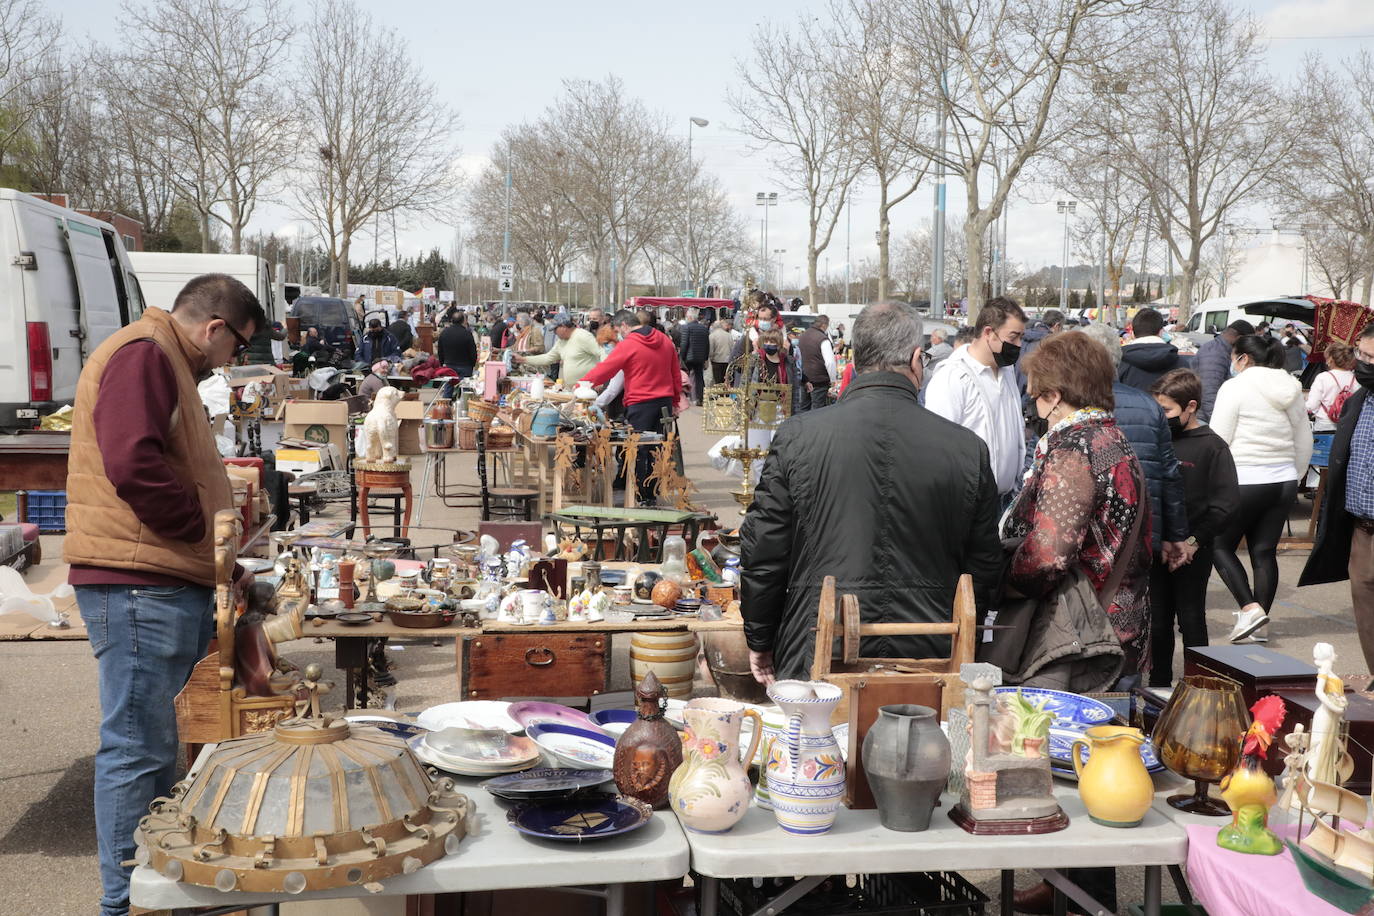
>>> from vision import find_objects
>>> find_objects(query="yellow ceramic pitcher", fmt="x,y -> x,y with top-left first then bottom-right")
1071,725 -> 1154,828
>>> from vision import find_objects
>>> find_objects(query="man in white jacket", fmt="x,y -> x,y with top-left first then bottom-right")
924,297 -> 1027,505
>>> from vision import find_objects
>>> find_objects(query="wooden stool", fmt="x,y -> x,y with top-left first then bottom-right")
355,461 -> 413,538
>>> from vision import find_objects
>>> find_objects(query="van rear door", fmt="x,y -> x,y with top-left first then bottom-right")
16,206 -> 83,403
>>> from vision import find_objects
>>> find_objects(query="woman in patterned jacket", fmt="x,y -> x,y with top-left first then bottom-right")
1004,331 -> 1154,683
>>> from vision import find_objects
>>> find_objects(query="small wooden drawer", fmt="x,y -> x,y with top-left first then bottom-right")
460,633 -> 609,699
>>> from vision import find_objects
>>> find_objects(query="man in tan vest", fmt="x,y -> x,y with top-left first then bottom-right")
66,273 -> 264,916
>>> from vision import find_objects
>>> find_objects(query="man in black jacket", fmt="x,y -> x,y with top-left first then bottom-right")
679,309 -> 711,406
1119,307 -> 1181,391
1301,325 -> 1374,670
740,302 -> 1003,683
437,312 -> 478,378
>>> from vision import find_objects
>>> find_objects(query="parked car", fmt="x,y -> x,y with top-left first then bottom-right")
289,295 -> 359,357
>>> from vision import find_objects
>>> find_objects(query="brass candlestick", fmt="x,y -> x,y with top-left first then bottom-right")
702,346 -> 790,512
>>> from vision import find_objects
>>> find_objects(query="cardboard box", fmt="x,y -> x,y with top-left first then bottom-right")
374,289 -> 405,308
396,400 -> 425,455
282,399 -> 350,453
275,445 -> 329,476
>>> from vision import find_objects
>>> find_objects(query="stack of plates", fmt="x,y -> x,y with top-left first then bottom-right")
481,768 -> 613,802
416,701 -> 522,734
409,727 -> 541,777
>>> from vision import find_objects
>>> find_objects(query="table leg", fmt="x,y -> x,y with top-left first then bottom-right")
454,634 -> 467,699
418,452 -> 434,521
698,875 -> 719,916
401,485 -> 413,538
1143,865 -> 1161,916
1036,868 -> 1107,916
604,882 -> 625,916
1000,870 -> 1014,916
359,484 -> 371,539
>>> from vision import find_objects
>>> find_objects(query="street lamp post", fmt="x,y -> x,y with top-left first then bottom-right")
686,116 -> 709,294
1057,200 -> 1076,311
1093,79 -> 1128,322
755,192 -> 777,288
772,249 -> 786,293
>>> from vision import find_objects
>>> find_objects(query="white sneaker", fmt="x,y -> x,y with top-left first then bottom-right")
1228,608 -> 1269,643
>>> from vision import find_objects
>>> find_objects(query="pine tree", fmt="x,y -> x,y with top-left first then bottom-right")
1069,290 -> 1082,310
1084,285 -> 1097,309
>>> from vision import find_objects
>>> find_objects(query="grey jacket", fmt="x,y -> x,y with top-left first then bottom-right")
1009,571 -> 1125,692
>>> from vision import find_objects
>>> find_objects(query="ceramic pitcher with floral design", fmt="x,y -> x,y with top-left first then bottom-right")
667,697 -> 763,833
765,680 -> 846,835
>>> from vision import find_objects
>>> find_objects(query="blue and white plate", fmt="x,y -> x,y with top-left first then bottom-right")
1046,725 -> 1164,779
506,794 -> 652,842
526,722 -> 618,769
994,686 -> 1114,726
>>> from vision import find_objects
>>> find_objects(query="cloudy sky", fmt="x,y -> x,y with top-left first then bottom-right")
59,0 -> 1374,288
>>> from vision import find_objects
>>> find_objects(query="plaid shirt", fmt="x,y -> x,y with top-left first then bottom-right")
1345,400 -> 1374,520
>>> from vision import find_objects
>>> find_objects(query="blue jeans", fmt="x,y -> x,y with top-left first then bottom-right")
77,583 -> 214,916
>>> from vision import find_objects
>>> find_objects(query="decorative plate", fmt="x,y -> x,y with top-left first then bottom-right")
663,698 -> 689,728
993,686 -> 1114,726
526,722 -> 618,769
1046,725 -> 1164,779
407,736 -> 538,777
237,557 -> 275,575
588,709 -> 638,736
597,570 -> 627,586
417,701 -> 522,734
335,612 -> 373,626
506,794 -> 652,842
343,715 -> 427,741
424,727 -> 541,767
481,768 -> 613,801
508,701 -> 605,735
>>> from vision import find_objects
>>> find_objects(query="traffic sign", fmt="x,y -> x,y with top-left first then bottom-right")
499,263 -> 514,278
498,277 -> 513,292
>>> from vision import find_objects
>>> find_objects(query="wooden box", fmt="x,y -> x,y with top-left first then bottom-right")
842,673 -> 944,810
1183,644 -> 1317,711
1272,688 -> 1374,794
459,634 -> 609,700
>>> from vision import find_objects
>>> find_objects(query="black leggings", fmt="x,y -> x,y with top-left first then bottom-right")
1212,480 -> 1298,612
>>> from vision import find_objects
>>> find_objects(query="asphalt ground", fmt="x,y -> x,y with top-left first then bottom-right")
0,401 -> 1360,914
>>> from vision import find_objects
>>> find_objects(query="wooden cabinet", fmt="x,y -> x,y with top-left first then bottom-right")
458,633 -> 610,699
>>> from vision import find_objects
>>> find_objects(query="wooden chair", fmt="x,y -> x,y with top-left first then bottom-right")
478,427 -> 539,521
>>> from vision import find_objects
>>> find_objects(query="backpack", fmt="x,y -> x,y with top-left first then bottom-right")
1329,377 -> 1357,423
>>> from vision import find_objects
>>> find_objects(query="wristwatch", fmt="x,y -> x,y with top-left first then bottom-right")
1185,536 -> 1198,547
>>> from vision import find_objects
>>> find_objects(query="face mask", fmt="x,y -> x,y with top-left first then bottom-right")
1167,414 -> 1185,436
1161,331 -> 1172,343
758,321 -> 774,332
993,340 -> 1021,369
1229,359 -> 1241,377
1356,361 -> 1374,391
763,344 -> 779,355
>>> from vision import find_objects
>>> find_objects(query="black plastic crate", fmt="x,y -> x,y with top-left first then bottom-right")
710,871 -> 987,916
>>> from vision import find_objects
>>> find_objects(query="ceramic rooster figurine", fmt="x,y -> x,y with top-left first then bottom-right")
1218,695 -> 1287,855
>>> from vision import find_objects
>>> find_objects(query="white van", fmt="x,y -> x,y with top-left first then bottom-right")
1179,296 -> 1308,337
127,251 -> 278,325
0,189 -> 144,430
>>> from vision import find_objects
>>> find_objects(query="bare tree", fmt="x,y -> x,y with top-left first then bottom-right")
730,21 -> 862,306
107,0 -> 293,253
467,124 -> 580,302
16,57 -> 91,197
1306,226 -> 1366,300
892,0 -> 1156,311
0,0 -> 60,172
294,0 -> 460,293
1106,0 -> 1297,317
822,0 -> 934,301
652,173 -> 753,293
1278,53 -> 1374,305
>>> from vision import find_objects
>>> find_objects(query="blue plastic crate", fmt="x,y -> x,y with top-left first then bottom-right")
25,490 -> 67,509
1312,433 -> 1335,468
24,491 -> 66,532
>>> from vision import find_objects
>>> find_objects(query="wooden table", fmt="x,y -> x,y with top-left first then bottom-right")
0,431 -> 70,492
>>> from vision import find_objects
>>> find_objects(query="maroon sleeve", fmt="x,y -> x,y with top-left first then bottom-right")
95,341 -> 207,543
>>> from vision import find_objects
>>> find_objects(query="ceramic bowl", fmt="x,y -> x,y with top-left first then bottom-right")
416,701 -> 522,734
587,709 -> 637,736
525,722 -> 617,769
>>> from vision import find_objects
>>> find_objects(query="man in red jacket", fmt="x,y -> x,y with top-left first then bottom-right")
582,309 -> 682,502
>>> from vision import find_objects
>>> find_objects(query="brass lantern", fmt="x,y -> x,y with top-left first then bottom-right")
135,667 -> 472,895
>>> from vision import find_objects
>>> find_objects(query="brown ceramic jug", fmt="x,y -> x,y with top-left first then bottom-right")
613,671 -> 683,808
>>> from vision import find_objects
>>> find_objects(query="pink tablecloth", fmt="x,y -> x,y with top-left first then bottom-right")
1185,823 -> 1348,916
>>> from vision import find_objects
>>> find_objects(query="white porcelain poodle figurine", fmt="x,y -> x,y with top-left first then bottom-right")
361,386 -> 406,463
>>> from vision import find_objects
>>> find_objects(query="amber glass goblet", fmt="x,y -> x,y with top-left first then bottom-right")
1152,675 -> 1250,816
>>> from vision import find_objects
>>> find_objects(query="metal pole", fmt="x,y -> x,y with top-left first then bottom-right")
931,102 -> 947,316
686,121 -> 693,295
1059,207 -> 1069,311
844,199 -> 852,305
764,203 -> 770,289
502,145 -> 511,308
